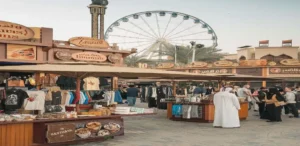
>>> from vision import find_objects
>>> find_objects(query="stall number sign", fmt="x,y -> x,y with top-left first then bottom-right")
47,123 -> 76,143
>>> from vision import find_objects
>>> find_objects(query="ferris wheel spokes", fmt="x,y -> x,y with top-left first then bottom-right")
162,15 -> 173,37
166,24 -> 199,39
114,27 -> 156,39
140,16 -> 159,38
163,20 -> 184,38
129,21 -> 157,39
155,13 -> 162,38
167,31 -> 208,40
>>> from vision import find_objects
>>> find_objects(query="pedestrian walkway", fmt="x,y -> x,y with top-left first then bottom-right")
73,99 -> 300,146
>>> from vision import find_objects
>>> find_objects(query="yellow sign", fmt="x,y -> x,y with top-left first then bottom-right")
69,37 -> 109,48
72,52 -> 107,62
0,20 -> 34,40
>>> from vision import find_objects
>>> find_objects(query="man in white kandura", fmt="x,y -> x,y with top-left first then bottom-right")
213,87 -> 241,128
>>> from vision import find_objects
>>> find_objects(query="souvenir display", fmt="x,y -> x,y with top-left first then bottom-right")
98,130 -> 110,137
103,122 -> 121,133
86,122 -> 102,132
75,128 -> 91,139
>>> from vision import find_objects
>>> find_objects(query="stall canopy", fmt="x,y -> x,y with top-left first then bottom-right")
0,64 -> 218,79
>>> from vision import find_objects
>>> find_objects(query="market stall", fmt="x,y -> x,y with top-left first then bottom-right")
0,64 -> 218,146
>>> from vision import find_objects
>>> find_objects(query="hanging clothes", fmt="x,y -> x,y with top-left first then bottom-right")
114,90 -> 123,104
148,87 -> 157,108
157,86 -> 167,109
83,77 -> 100,90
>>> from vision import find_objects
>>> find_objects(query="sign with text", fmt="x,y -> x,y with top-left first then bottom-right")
72,52 -> 107,62
47,123 -> 76,143
69,37 -> 109,48
157,63 -> 175,69
0,20 -> 34,40
236,68 -> 262,76
192,69 -> 232,74
269,68 -> 300,74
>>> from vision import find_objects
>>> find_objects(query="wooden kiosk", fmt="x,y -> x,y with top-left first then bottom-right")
166,101 -> 248,123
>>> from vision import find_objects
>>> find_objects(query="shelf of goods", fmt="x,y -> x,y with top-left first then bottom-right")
165,100 -> 248,123
0,115 -> 124,146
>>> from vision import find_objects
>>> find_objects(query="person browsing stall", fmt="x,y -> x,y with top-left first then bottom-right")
126,84 -> 140,106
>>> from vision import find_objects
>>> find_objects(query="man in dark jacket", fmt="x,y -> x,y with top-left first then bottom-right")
257,87 -> 268,119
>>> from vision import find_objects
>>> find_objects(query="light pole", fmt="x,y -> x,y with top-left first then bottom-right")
190,41 -> 196,62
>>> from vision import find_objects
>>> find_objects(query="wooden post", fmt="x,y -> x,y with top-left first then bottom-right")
75,77 -> 81,113
172,81 -> 176,96
111,77 -> 118,90
262,67 -> 267,87
35,73 -> 41,90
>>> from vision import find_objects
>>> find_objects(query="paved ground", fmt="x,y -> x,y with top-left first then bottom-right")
72,100 -> 300,146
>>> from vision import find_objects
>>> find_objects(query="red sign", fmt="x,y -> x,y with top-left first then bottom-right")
0,20 -> 34,40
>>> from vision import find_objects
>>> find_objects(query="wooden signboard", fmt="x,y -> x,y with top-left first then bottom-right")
195,69 -> 232,74
72,52 -> 107,62
6,44 -> 36,60
47,123 -> 76,143
269,68 -> 300,74
0,20 -> 34,40
239,59 -> 267,66
236,68 -> 262,76
157,63 -> 175,69
55,51 -> 72,61
69,37 -> 109,48
108,54 -> 122,63
190,61 -> 208,67
280,59 -> 300,66
213,60 -> 233,67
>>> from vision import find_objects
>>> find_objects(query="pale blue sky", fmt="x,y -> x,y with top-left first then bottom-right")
0,0 -> 299,53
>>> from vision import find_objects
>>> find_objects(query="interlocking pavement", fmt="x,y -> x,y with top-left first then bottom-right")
72,100 -> 300,146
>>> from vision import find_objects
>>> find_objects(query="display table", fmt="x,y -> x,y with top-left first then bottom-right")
0,121 -> 33,146
0,115 -> 124,146
166,101 -> 248,123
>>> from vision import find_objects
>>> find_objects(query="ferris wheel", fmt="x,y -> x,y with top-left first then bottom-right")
105,10 -> 218,60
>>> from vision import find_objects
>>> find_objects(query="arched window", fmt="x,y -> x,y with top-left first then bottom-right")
239,56 -> 246,61
274,54 -> 292,62
261,54 -> 275,62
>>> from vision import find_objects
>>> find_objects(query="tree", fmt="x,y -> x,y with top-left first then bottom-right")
124,55 -> 155,67
163,44 -> 223,64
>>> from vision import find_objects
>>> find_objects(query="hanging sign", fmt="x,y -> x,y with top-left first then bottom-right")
72,52 -> 107,62
269,68 -> 300,74
0,20 -> 35,41
213,60 -> 233,67
69,37 -> 109,48
280,59 -> 300,66
47,123 -> 76,143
